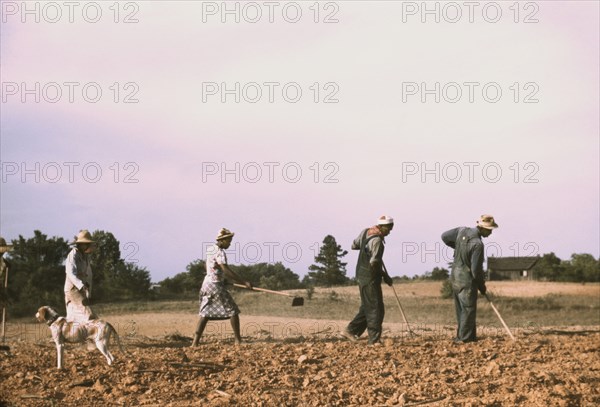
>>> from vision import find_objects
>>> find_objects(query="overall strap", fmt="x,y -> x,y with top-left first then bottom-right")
455,227 -> 469,249
362,233 -> 382,256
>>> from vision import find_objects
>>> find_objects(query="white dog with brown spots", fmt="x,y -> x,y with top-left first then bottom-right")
35,306 -> 125,369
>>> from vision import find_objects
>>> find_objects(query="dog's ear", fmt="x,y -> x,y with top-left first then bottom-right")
36,306 -> 47,322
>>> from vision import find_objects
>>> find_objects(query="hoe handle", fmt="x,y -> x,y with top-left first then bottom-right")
485,294 -> 516,341
233,283 -> 294,298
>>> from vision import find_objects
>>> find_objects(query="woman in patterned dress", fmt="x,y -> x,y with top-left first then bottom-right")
191,228 -> 252,346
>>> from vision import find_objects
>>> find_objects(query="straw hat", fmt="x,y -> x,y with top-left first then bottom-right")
377,215 -> 394,225
71,230 -> 95,245
216,228 -> 235,241
477,215 -> 498,230
0,237 -> 13,254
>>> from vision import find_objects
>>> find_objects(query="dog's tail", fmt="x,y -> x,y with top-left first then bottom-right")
107,323 -> 131,356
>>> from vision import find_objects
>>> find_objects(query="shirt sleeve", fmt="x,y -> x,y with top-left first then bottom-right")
441,228 -> 460,249
470,241 -> 484,281
65,250 -> 86,290
367,237 -> 384,265
215,248 -> 228,265
351,232 -> 362,250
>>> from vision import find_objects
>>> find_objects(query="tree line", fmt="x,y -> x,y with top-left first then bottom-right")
4,230 -> 596,317
416,253 -> 599,283
530,253 -> 599,282
2,232 -> 352,317
4,230 -> 151,317
157,234 -> 352,298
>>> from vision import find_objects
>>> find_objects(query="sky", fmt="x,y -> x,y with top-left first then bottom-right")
1,0 -> 598,282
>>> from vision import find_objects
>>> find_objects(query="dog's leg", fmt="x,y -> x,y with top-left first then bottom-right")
56,343 -> 64,369
108,323 -> 127,355
95,325 -> 114,365
95,338 -> 113,365
106,348 -> 115,365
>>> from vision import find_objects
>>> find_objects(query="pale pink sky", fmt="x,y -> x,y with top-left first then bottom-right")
1,1 -> 598,281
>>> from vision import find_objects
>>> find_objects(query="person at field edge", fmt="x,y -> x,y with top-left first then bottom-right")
0,237 -> 13,308
342,216 -> 394,345
64,230 -> 97,322
441,215 -> 498,343
191,228 -> 252,346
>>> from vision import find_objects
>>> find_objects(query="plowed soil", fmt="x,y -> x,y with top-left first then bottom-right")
1,317 -> 599,406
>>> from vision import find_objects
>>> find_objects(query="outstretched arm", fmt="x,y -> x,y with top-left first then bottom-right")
221,264 -> 252,289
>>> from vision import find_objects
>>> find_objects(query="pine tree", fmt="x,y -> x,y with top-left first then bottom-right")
307,235 -> 349,287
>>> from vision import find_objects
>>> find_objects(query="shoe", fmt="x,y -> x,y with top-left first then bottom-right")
340,330 -> 358,342
453,338 -> 477,344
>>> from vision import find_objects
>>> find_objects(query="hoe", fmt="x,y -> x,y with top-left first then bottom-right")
234,284 -> 304,307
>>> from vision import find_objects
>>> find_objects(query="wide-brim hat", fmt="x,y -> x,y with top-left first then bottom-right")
216,228 -> 235,241
377,215 -> 394,226
477,215 -> 498,230
0,237 -> 13,254
71,229 -> 95,245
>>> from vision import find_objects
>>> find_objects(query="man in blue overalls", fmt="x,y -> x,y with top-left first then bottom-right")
442,215 -> 498,343
342,216 -> 394,345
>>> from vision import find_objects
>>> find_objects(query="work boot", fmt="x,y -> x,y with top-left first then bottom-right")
340,330 -> 358,342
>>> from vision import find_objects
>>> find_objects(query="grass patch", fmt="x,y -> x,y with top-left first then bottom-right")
56,283 -> 599,329
94,299 -> 198,315
488,293 -> 563,311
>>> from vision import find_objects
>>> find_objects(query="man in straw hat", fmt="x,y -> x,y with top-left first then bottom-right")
191,228 -> 252,347
441,215 -> 498,343
341,216 -> 395,345
64,230 -> 97,322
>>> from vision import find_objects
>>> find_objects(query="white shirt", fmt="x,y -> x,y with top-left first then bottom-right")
64,247 -> 92,294
204,244 -> 227,284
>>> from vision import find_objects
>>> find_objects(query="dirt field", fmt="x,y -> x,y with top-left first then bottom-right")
1,282 -> 599,406
1,322 -> 599,406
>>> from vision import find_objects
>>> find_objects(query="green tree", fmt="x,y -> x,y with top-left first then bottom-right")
88,230 -> 152,301
532,253 -> 563,281
307,235 -> 349,286
186,259 -> 207,287
563,254 -> 599,282
157,260 -> 206,297
90,230 -> 123,301
255,263 -> 302,290
430,267 -> 450,280
231,263 -> 302,290
113,262 -> 152,300
157,260 -> 302,297
440,280 -> 453,299
6,231 -> 69,317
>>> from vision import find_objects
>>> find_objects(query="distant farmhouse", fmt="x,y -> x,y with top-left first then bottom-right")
487,257 -> 540,281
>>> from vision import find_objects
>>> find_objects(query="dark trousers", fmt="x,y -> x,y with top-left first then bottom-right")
453,285 -> 478,342
347,281 -> 385,344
